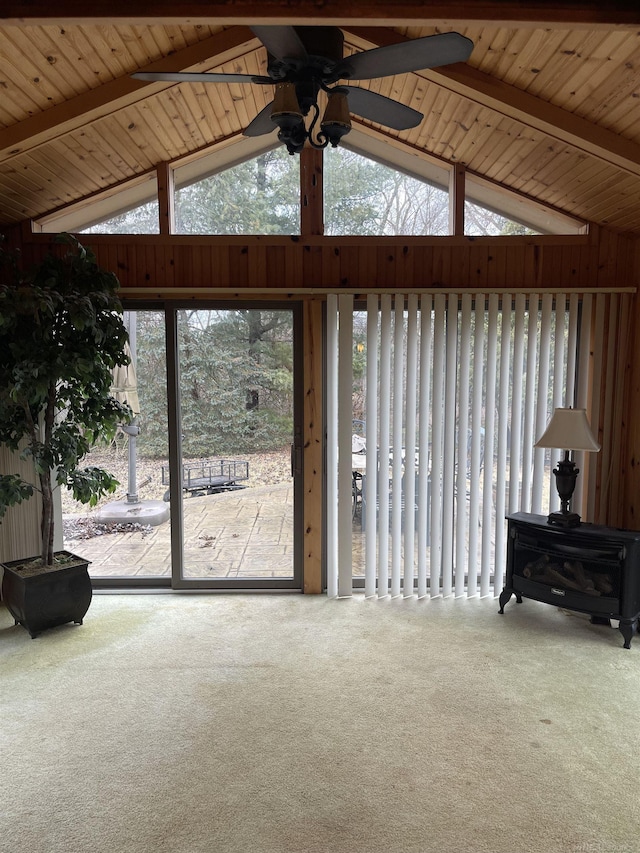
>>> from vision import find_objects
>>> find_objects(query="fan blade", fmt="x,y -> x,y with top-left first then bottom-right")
344,86 -> 423,131
335,32 -> 473,81
132,71 -> 272,84
251,26 -> 308,61
244,102 -> 277,137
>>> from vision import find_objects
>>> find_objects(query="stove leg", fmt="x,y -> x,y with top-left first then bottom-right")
618,618 -> 637,649
499,587 -> 513,614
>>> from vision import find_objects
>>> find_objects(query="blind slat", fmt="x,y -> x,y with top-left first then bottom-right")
326,295 -> 338,598
404,295 -> 419,597
365,294 -> 379,597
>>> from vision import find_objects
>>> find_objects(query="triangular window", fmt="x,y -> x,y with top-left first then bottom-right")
174,148 -> 300,236
324,147 -> 449,236
464,199 -> 540,236
80,199 -> 160,235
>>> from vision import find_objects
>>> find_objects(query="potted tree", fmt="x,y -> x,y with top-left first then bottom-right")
0,233 -> 132,637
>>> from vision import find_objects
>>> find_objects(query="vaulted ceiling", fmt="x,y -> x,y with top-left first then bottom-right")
1,2 -> 640,234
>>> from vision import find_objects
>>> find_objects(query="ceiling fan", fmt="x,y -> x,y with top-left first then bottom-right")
132,26 -> 474,154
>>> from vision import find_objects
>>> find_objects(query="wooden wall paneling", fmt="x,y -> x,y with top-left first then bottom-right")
597,227 -> 618,289
620,233 -> 637,286
143,242 -> 158,289
469,243 -> 489,291
162,242 -> 175,289
337,245 -> 357,289
595,295 -> 615,522
176,244 -> 194,289
13,231 -> 638,297
119,243 -> 132,288
104,242 -> 119,288
190,241 -> 204,288
567,243 -> 583,287
382,244 -> 397,290
618,290 -> 635,528
544,244 -> 562,288
609,293 -> 628,525
133,243 -> 148,289
266,245 -> 286,288
286,239 -> 304,290
624,296 -> 640,528
490,243 -> 507,289
381,244 -> 399,289
457,241 -> 472,290
228,244 -> 249,288
248,242 -> 267,289
363,239 -> 379,291
615,234 -> 633,286
203,244 -> 217,289
129,243 -> 144,289
537,246 -> 571,289
149,245 -> 164,288
432,246 -> 448,288
210,244 -> 230,289
302,297 -> 323,594
586,292 -> 606,523
580,240 -> 595,281
586,226 -> 601,288
521,243 -> 539,289
524,243 -> 542,290
319,243 -> 340,290
440,241 -> 457,288
354,247 -> 372,291
601,293 -> 618,520
396,243 -> 415,291
502,240 -> 518,288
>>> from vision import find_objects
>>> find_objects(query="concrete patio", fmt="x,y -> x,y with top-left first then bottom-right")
65,482 -> 295,581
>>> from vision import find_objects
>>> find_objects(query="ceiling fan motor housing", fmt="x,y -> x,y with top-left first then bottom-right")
266,26 -> 345,86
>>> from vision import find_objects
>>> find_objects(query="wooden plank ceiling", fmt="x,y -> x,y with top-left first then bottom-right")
1,3 -> 640,234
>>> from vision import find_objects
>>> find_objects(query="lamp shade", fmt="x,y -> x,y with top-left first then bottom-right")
534,407 -> 601,452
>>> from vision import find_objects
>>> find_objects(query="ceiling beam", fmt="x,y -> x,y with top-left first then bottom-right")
345,27 -> 640,179
0,26 -> 258,160
1,1 -> 639,27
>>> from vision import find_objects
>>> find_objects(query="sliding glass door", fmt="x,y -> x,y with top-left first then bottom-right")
66,303 -> 302,590
168,303 -> 303,589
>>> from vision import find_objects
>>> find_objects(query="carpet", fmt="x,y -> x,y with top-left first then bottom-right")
1,593 -> 639,853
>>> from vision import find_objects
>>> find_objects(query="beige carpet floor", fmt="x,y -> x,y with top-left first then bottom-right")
1,592 -> 639,853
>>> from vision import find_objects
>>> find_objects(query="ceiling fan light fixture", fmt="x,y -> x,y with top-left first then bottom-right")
270,82 -> 303,132
277,121 -> 307,155
320,90 -> 352,147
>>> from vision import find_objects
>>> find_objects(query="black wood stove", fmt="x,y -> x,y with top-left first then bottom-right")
499,512 -> 640,648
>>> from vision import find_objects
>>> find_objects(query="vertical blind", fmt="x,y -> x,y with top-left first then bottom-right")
326,291 -> 630,599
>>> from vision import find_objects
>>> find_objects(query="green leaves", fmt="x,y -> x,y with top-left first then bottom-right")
0,475 -> 34,519
67,467 -> 119,507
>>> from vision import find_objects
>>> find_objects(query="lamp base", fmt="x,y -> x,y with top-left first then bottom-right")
547,509 -> 581,528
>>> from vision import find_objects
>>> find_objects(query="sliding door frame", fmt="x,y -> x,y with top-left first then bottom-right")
166,299 -> 304,591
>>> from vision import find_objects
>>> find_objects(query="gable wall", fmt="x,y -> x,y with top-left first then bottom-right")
11,227 -> 638,295
6,225 -> 640,588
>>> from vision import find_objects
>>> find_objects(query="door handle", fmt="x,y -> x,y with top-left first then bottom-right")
290,442 -> 302,477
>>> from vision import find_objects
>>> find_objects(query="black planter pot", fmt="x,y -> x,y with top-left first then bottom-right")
1,551 -> 92,639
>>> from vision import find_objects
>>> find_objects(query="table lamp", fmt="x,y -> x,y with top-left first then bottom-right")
534,407 -> 600,527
